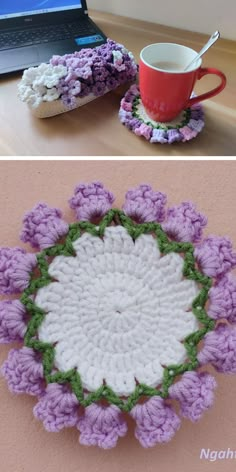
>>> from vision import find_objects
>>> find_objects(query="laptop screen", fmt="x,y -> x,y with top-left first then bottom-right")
0,1 -> 83,19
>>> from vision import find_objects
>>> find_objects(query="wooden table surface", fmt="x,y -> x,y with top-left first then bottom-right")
0,10 -> 235,156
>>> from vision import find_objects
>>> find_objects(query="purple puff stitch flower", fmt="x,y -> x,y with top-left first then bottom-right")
169,372 -> 217,422
120,98 -> 133,112
208,274 -> 236,323
20,202 -> 69,250
163,201 -> 207,243
130,396 -> 181,447
34,383 -> 79,432
128,118 -> 141,131
77,404 -> 127,449
0,300 -> 28,343
167,129 -> 181,143
191,110 -> 204,120
119,109 -> 132,125
134,123 -> 153,140
198,324 -> 236,373
188,118 -> 205,133
180,126 -> 198,141
1,347 -> 44,395
150,129 -> 168,144
194,236 -> 236,278
69,182 -> 115,222
123,184 -> 167,223
0,247 -> 37,294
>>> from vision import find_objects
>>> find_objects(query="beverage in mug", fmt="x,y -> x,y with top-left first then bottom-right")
139,43 -> 227,122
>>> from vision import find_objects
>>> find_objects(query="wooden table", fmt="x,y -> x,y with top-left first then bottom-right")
0,10 -> 235,156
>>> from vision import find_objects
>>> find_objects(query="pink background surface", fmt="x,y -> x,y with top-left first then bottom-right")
0,160 -> 236,472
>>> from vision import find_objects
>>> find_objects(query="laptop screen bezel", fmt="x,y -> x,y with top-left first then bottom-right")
0,0 -> 88,28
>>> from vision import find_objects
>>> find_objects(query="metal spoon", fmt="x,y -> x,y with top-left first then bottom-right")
184,31 -> 220,71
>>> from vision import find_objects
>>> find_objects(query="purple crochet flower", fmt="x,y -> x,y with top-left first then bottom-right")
194,236 -> 236,277
163,201 -> 207,243
1,347 -> 44,395
0,247 -> 37,294
61,94 -> 77,109
78,48 -> 98,60
169,372 -> 217,422
75,65 -> 92,80
198,324 -> 236,373
93,67 -> 109,82
20,203 -> 69,250
130,396 -> 181,447
123,184 -> 167,223
34,383 -> 79,432
167,129 -> 181,143
99,50 -> 113,62
127,118 -> 141,131
120,98 -> 133,112
69,182 -> 115,221
105,77 -> 119,91
50,55 -> 67,66
180,126 -> 198,141
188,118 -> 205,133
0,300 -> 27,343
134,123 -> 153,140
150,129 -> 168,144
92,81 -> 106,97
78,404 -> 127,449
208,274 -> 236,323
119,109 -> 132,125
68,80 -> 82,97
63,71 -> 78,84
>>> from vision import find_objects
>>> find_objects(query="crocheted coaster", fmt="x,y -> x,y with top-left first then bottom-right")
18,39 -> 137,118
1,183 -> 236,449
119,85 -> 205,143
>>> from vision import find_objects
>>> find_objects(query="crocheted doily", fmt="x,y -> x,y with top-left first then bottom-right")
1,182 -> 236,449
119,85 -> 205,143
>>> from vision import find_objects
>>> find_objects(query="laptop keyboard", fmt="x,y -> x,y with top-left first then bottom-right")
0,21 -> 97,51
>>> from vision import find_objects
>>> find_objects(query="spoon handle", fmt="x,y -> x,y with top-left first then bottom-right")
184,31 -> 220,71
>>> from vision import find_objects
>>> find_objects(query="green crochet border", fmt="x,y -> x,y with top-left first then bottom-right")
20,209 -> 215,412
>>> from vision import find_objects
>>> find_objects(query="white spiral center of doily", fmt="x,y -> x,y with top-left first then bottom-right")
35,226 -> 199,396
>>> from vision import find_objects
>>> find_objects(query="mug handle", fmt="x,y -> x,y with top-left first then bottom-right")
186,67 -> 227,108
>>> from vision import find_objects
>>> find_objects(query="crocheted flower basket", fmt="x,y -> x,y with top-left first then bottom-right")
1,182 -> 236,449
18,39 -> 137,118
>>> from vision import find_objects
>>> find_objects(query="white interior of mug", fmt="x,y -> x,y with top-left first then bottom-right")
140,43 -> 202,74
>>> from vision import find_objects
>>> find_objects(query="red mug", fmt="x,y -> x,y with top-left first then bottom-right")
139,43 -> 227,122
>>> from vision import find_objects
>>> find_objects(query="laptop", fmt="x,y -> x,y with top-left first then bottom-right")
0,1 -> 107,74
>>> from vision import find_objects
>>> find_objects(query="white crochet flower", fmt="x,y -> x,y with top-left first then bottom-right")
43,87 -> 61,102
18,63 -> 67,107
35,226 -> 199,396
